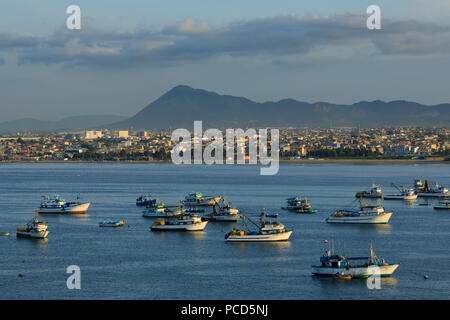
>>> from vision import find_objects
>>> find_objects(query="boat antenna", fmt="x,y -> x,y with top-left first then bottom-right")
370,240 -> 374,264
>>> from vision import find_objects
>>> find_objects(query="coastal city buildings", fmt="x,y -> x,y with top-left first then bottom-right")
0,127 -> 449,162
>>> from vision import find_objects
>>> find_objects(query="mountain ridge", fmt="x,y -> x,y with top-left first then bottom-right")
110,85 -> 450,129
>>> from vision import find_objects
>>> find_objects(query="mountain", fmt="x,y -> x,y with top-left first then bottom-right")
110,85 -> 450,129
0,115 -> 127,133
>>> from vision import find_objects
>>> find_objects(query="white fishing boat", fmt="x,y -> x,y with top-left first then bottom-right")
203,198 -> 240,221
415,179 -> 449,198
326,201 -> 393,224
150,214 -> 208,231
16,209 -> 49,239
355,184 -> 384,199
225,211 -> 293,242
182,192 -> 222,207
312,241 -> 399,278
38,194 -> 90,214
99,220 -> 125,227
384,184 -> 418,200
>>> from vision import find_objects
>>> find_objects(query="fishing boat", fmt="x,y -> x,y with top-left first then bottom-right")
99,220 -> 125,227
224,211 -> 293,242
282,196 -> 312,211
16,209 -> 49,239
150,214 -> 208,231
136,195 -> 156,207
312,241 -> 399,278
203,198 -> 240,221
326,200 -> 393,224
355,184 -> 384,199
37,194 -> 90,214
182,192 -> 222,207
414,179 -> 449,198
384,184 -> 418,200
433,199 -> 450,210
142,202 -> 168,217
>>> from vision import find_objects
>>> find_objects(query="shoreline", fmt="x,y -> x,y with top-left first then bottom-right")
1,159 -> 449,165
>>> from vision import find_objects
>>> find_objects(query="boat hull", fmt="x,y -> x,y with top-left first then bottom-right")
384,195 -> 417,200
355,193 -> 383,199
433,205 -> 450,210
38,202 -> 90,214
326,212 -> 392,224
151,221 -> 208,231
202,214 -> 240,221
226,230 -> 292,242
417,192 -> 449,198
16,230 -> 49,239
312,264 -> 399,278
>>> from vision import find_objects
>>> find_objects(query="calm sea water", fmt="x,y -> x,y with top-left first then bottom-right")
0,163 -> 449,300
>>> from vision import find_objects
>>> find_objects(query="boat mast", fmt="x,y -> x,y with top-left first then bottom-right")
370,241 -> 374,264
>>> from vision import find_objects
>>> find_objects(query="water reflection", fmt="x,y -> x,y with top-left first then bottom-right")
327,223 -> 392,235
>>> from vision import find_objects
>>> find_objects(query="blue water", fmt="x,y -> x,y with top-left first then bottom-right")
0,163 -> 449,299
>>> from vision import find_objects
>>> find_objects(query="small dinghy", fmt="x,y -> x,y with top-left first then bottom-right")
99,220 -> 125,227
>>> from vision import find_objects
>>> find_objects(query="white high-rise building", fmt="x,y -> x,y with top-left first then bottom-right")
84,130 -> 103,139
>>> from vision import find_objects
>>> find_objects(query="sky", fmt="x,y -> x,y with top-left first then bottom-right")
1,0 -> 450,121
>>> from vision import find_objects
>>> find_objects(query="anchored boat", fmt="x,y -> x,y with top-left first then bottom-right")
384,183 -> 418,200
142,202 -> 169,217
38,194 -> 90,214
414,179 -> 449,198
355,184 -> 384,199
99,220 -> 125,227
150,214 -> 208,231
224,211 -> 293,242
326,200 -> 393,224
282,196 -> 312,211
203,198 -> 240,221
182,192 -> 222,207
434,198 -> 450,210
136,195 -> 156,207
312,241 -> 399,278
16,209 -> 49,239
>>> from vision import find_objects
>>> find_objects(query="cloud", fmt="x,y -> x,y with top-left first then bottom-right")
0,32 -> 39,50
174,18 -> 212,35
1,15 -> 450,68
